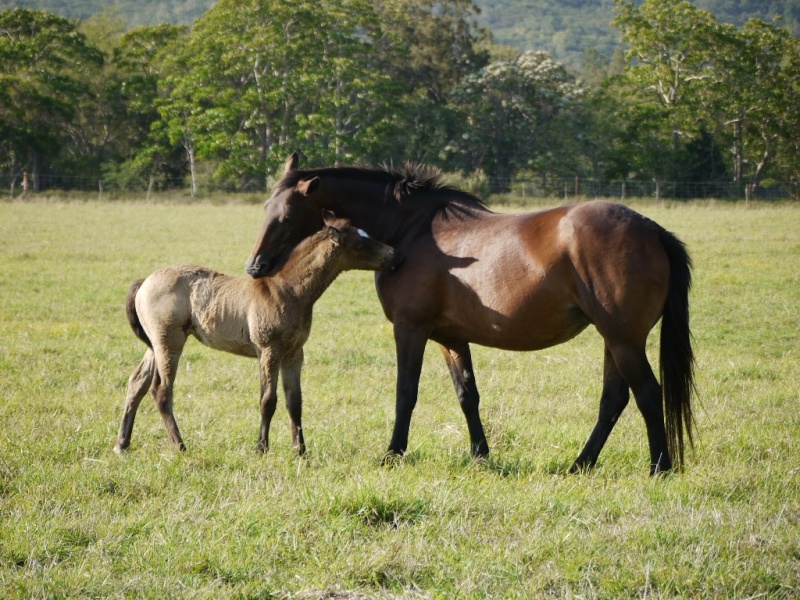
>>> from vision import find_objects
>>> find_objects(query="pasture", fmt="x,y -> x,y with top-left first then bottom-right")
0,198 -> 798,598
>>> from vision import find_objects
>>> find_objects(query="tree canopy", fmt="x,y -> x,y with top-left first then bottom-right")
1,1 -> 799,199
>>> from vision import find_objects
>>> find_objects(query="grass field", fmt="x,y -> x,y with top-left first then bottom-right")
0,198 -> 798,598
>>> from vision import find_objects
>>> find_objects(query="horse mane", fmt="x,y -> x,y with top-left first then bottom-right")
275,162 -> 488,215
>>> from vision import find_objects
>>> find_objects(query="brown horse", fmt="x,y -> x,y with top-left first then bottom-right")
116,214 -> 401,454
246,154 -> 696,474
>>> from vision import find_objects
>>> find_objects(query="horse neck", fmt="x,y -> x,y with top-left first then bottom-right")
318,179 -> 402,242
275,237 -> 341,304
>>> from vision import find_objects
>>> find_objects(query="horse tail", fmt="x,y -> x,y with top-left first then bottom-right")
126,278 -> 152,348
659,228 -> 696,471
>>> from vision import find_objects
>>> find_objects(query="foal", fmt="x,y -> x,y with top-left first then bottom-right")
115,214 -> 401,454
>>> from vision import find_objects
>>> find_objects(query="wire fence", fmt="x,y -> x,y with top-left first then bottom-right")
2,172 -> 798,201
501,178 -> 799,202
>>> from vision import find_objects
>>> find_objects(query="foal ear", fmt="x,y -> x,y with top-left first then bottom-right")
284,152 -> 299,174
326,224 -> 343,245
322,209 -> 337,227
296,176 -> 319,196
322,209 -> 350,230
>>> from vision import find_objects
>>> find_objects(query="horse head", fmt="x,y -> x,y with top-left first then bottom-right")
246,153 -> 326,278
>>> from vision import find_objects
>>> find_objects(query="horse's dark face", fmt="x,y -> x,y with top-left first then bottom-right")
246,179 -> 324,278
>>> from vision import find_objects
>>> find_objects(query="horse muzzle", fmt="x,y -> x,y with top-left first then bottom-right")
245,256 -> 275,278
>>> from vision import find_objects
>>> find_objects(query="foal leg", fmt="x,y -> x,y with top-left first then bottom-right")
280,349 -> 305,455
385,322 -> 429,461
570,344 -> 630,472
439,342 -> 489,458
257,349 -> 281,453
609,343 -> 671,474
151,339 -> 187,451
115,348 -> 156,453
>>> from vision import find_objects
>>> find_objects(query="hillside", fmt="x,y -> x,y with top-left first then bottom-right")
2,0 -> 798,69
0,0 -> 213,28
472,0 -> 800,69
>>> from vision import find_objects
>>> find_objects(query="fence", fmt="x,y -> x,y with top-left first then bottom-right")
2,172 -> 798,201
500,178 -> 799,202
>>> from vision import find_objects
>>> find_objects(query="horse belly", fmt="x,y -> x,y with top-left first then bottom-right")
436,265 -> 591,351
191,327 -> 258,357
190,282 -> 259,358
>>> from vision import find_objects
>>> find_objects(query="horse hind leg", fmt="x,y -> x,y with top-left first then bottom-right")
608,343 -> 671,474
115,348 -> 156,453
570,344 -> 629,473
439,342 -> 489,458
151,340 -> 188,451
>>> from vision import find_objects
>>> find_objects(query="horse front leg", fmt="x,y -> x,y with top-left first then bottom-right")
384,322 -> 428,462
571,344 -> 630,473
257,349 -> 281,453
280,349 -> 305,455
439,342 -> 489,458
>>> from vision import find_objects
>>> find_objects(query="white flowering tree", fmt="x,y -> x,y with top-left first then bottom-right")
448,51 -> 584,191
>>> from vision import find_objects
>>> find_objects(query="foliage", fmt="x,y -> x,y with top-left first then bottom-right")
0,9 -> 103,187
1,2 -> 800,195
0,199 -> 799,597
612,0 -> 800,193
449,51 -> 585,190
472,0 -> 799,71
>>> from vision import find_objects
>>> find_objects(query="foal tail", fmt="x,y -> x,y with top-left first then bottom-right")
126,278 -> 152,348
659,229 -> 696,471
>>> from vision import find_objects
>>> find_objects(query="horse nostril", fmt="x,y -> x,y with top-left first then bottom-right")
245,258 -> 264,278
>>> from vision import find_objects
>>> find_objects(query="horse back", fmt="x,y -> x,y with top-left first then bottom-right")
376,201 -> 671,351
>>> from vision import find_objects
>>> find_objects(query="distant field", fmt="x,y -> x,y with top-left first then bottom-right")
1,198 -> 798,598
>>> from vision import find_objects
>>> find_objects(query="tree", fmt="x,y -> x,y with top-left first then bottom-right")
0,8 -> 103,192
105,23 -> 188,192
613,0 -> 800,195
710,18 -> 800,196
365,0 -> 490,164
613,0 -> 724,182
449,51 -> 584,191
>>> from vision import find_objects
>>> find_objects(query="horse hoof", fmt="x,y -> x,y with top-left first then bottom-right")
381,451 -> 404,467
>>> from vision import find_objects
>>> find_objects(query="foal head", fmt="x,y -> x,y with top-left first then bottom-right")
321,212 -> 403,273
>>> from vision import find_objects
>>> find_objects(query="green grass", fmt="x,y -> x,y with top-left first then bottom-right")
1,198 -> 799,598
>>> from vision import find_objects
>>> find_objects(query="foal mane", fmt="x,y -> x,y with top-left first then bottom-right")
276,163 -> 488,217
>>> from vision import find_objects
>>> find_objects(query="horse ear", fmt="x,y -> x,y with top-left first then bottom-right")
284,152 -> 299,174
297,177 -> 319,196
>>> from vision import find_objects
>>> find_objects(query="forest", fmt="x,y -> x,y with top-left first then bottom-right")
1,0 -> 799,199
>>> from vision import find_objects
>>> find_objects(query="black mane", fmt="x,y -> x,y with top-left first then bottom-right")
276,163 -> 488,213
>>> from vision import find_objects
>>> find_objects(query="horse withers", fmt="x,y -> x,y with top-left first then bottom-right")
245,154 -> 696,475
115,213 -> 402,454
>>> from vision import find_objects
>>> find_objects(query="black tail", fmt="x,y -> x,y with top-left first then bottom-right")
659,229 -> 696,470
126,278 -> 152,348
